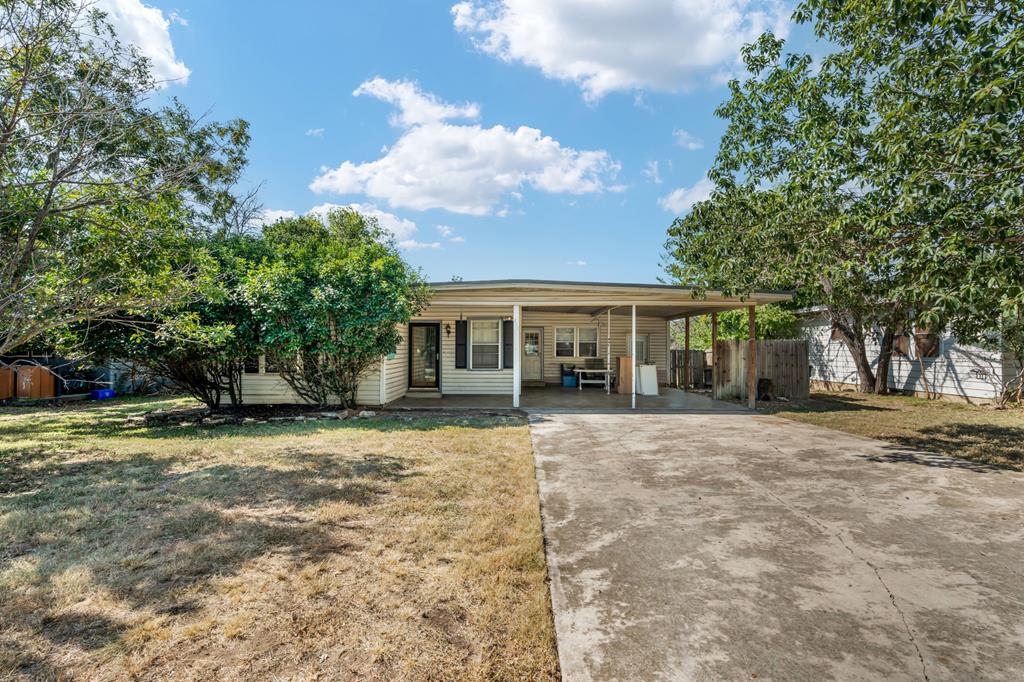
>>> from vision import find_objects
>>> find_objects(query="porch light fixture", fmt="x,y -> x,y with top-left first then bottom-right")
445,323 -> 451,337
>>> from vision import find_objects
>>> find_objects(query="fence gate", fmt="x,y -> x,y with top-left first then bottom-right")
669,349 -> 706,389
713,339 -> 809,401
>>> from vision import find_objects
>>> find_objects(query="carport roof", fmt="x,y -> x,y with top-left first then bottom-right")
427,279 -> 793,320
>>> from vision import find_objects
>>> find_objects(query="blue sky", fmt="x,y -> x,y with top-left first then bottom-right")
101,0 -> 802,283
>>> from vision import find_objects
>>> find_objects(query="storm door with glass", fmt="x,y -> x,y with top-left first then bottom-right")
409,323 -> 440,388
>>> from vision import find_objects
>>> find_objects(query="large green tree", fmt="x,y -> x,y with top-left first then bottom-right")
63,234 -> 269,409
243,209 -> 430,408
0,0 -> 251,356
666,0 -> 1023,392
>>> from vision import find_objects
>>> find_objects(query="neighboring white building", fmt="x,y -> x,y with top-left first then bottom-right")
798,308 -> 1019,402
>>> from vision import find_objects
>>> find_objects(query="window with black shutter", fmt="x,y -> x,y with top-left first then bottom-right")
455,320 -> 468,368
502,320 -> 514,369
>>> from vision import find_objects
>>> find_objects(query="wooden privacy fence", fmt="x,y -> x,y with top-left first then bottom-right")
713,339 -> 809,401
669,349 -> 707,388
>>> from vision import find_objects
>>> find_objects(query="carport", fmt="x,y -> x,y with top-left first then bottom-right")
420,280 -> 792,410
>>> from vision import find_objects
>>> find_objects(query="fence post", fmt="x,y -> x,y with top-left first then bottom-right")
711,312 -> 718,397
683,316 -> 690,391
747,306 -> 757,409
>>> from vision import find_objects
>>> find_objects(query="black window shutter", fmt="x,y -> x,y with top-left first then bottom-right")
455,321 -> 468,368
502,320 -> 514,369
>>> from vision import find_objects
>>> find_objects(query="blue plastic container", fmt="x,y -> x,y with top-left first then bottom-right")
561,375 -> 577,388
91,389 -> 116,400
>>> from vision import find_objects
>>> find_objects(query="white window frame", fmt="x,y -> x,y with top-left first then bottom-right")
469,318 -> 502,370
577,326 -> 599,358
555,327 -> 576,358
554,326 -> 599,358
628,334 -> 650,363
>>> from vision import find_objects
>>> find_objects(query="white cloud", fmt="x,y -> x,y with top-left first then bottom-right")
251,208 -> 297,227
398,240 -> 442,249
566,260 -> 587,267
673,129 -> 705,150
168,10 -> 188,27
643,160 -> 662,185
437,224 -> 466,244
354,77 -> 480,127
660,175 -> 714,213
452,0 -> 789,101
310,78 -> 619,215
305,127 -> 325,137
96,0 -> 190,87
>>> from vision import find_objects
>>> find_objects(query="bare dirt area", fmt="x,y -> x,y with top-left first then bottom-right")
0,397 -> 557,681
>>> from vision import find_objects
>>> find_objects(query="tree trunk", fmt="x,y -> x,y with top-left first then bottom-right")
874,327 -> 895,396
829,309 -> 881,393
224,360 -> 243,406
835,328 -> 875,392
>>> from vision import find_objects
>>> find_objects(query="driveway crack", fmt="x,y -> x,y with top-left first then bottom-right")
742,448 -> 931,682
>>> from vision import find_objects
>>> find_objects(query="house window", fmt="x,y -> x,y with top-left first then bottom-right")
470,319 -> 501,369
243,357 -> 260,373
555,327 -> 575,357
629,334 -> 650,363
578,327 -> 598,358
914,329 -> 941,359
555,327 -> 599,357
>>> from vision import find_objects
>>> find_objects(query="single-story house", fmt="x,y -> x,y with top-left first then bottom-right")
240,280 -> 791,409
798,308 -> 1020,402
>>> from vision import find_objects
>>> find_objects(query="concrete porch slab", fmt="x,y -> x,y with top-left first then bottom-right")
389,387 -> 748,413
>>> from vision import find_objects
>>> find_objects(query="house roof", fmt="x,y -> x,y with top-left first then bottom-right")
430,279 -> 791,295
426,279 -> 793,320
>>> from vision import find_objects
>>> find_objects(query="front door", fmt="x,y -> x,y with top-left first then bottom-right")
409,323 -> 440,389
522,327 -> 543,383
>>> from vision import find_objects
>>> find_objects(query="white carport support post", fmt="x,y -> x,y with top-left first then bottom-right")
513,303 -> 521,408
631,304 -> 637,409
606,309 -> 611,394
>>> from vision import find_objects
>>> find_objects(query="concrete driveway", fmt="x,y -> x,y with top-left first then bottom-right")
529,412 -> 1024,681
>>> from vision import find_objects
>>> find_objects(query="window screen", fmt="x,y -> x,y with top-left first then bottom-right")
470,319 -> 501,369
555,327 -> 575,357
578,327 -> 598,358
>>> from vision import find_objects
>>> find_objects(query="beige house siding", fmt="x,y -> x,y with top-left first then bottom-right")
414,305 -> 512,395
516,310 -> 669,385
239,373 -> 299,405
239,362 -> 385,406
238,305 -> 674,404
383,326 -> 408,403
406,305 -> 670,394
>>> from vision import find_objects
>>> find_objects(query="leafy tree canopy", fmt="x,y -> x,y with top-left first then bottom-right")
665,0 -> 1023,392
1,0 -> 251,356
61,233 -> 271,408
243,209 -> 430,407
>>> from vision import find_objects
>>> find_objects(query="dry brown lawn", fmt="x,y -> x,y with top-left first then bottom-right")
764,391 -> 1024,470
0,398 -> 558,681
